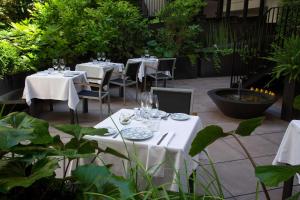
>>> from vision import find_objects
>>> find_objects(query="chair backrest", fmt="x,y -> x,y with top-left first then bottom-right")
151,87 -> 193,114
101,68 -> 114,90
125,62 -> 141,80
157,58 -> 176,76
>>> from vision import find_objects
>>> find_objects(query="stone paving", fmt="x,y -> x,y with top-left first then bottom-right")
38,76 -> 298,199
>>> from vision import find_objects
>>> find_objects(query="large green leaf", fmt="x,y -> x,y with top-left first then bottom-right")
0,158 -> 58,193
288,192 -> 300,200
0,126 -> 34,150
0,112 -> 52,144
189,125 -> 227,157
235,117 -> 264,136
293,95 -> 300,111
255,165 -> 300,187
72,164 -> 134,200
54,124 -> 107,140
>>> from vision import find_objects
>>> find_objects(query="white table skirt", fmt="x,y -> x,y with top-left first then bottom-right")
83,109 -> 203,191
76,62 -> 124,84
128,58 -> 159,82
22,71 -> 88,110
273,120 -> 300,183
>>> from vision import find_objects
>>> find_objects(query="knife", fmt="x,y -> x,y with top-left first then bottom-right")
157,132 -> 168,145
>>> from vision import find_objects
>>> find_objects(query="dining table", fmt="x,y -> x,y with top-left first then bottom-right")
273,120 -> 300,199
75,61 -> 124,84
22,70 -> 89,123
127,58 -> 159,82
82,108 -> 203,192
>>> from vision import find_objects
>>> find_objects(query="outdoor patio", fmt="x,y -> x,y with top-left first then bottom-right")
40,76 -> 295,200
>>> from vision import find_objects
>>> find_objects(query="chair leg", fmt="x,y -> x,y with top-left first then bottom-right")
83,99 -> 88,113
163,79 -> 167,87
99,98 -> 103,119
75,109 -> 79,124
155,78 -> 158,87
49,100 -> 53,111
123,86 -> 126,105
136,82 -> 138,102
107,94 -> 111,115
143,77 -> 147,91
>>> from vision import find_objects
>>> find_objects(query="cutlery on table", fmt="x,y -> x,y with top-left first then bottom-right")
162,113 -> 170,120
157,132 -> 168,145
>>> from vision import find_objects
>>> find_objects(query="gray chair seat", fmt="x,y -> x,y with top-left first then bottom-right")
78,90 -> 108,98
148,72 -> 171,79
110,78 -> 136,86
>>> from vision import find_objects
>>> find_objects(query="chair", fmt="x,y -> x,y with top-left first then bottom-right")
110,61 -> 141,104
150,87 -> 194,114
147,58 -> 176,87
77,68 -> 114,117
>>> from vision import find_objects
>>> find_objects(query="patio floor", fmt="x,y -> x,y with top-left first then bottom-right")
39,76 -> 298,199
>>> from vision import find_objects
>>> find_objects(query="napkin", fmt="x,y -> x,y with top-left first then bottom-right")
146,132 -> 175,177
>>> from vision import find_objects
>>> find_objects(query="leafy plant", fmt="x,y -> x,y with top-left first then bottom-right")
148,0 -> 205,64
267,35 -> 300,82
189,117 -> 272,200
0,112 -> 133,199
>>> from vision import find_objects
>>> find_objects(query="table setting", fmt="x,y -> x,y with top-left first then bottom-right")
82,92 -> 203,191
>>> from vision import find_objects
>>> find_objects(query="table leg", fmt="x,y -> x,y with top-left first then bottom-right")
29,99 -> 38,117
70,109 -> 75,124
119,87 -> 124,97
83,99 -> 88,113
282,175 -> 294,200
49,100 -> 53,111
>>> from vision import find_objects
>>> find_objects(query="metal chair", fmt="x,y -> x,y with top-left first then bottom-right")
150,87 -> 194,114
147,58 -> 176,87
110,61 -> 141,104
77,68 -> 114,117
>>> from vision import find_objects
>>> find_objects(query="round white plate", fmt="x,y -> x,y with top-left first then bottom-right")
101,127 -> 118,136
121,127 -> 153,141
170,113 -> 190,121
156,110 -> 167,118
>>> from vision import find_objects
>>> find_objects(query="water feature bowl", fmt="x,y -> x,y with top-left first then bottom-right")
207,88 -> 277,119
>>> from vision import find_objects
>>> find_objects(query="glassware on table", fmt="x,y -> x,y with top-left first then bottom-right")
150,94 -> 159,117
65,67 -> 70,71
147,114 -> 161,132
52,59 -> 59,71
140,92 -> 152,119
133,108 -> 142,121
97,52 -> 101,61
144,49 -> 150,58
119,112 -> 133,126
105,59 -> 111,63
48,68 -> 54,74
101,52 -> 106,61
59,59 -> 65,71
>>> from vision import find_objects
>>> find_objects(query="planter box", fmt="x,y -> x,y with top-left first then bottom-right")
174,57 -> 199,79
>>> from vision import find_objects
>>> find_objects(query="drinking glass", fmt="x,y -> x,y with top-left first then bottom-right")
119,112 -> 132,126
97,52 -> 101,61
140,92 -> 152,118
101,52 -> 106,61
144,49 -> 149,58
59,59 -> 65,71
52,59 -> 59,71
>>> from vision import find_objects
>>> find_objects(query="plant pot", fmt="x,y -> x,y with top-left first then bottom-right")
174,57 -> 198,79
281,77 -> 300,121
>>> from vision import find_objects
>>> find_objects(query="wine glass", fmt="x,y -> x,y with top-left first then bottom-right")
52,59 -> 59,71
150,94 -> 159,117
97,52 -> 101,61
59,59 -> 65,71
144,49 -> 149,58
119,112 -> 132,126
101,52 -> 106,61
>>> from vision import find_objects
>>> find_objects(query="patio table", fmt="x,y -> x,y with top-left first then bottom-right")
273,120 -> 300,199
22,71 -> 89,123
127,58 -> 159,82
83,108 -> 203,192
75,62 -> 124,84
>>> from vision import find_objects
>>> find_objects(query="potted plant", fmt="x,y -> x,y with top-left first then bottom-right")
147,0 -> 205,79
266,35 -> 300,120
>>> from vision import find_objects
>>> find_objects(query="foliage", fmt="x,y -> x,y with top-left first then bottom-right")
280,0 -> 300,6
147,0 -> 205,64
267,35 -> 300,82
0,0 -> 148,76
203,21 -> 236,68
0,0 -> 33,28
0,112 -> 134,199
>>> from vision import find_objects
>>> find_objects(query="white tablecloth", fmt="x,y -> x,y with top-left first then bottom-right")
128,58 -> 159,82
23,71 -> 88,110
273,120 -> 300,183
83,109 -> 203,191
76,62 -> 124,84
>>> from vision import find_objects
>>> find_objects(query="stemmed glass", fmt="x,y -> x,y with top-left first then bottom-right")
101,52 -> 106,61
144,49 -> 149,58
59,59 -> 65,71
97,52 -> 101,61
52,59 -> 59,71
140,92 -> 152,119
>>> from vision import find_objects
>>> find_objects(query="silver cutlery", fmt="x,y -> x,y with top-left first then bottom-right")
162,113 -> 170,120
157,132 -> 168,145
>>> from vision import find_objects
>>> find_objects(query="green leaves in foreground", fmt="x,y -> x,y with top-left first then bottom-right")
54,124 -> 107,140
73,164 -> 134,200
235,117 -> 264,136
293,95 -> 300,111
0,158 -> 58,193
255,165 -> 300,187
189,117 -> 264,157
189,126 -> 227,157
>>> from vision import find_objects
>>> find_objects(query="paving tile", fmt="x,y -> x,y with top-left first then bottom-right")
222,135 -> 279,158
260,132 -> 285,145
